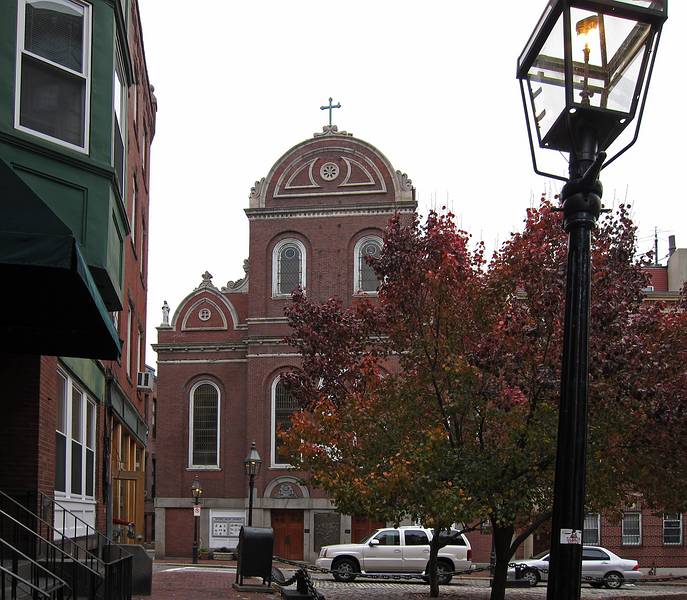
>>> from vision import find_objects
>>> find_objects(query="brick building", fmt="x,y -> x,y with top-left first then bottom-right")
153,125 -> 416,561
0,0 -> 156,552
154,124 -> 685,570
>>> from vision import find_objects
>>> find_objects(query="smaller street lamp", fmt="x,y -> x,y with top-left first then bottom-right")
243,442 -> 262,527
191,476 -> 203,564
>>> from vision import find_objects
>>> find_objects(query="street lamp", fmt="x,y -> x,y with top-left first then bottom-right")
517,3 -> 667,600
243,442 -> 262,527
191,476 -> 203,564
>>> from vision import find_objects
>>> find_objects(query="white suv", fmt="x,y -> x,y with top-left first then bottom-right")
315,526 -> 472,584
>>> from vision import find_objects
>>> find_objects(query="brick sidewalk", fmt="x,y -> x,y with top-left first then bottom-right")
135,563 -> 687,600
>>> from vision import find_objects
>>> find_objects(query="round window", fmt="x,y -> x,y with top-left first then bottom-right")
283,246 -> 298,259
198,308 -> 211,321
320,162 -> 339,181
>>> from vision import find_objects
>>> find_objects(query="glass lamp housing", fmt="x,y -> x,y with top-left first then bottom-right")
517,0 -> 666,163
191,476 -> 203,498
244,442 -> 262,476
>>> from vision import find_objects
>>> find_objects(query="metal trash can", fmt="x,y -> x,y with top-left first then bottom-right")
235,526 -> 274,586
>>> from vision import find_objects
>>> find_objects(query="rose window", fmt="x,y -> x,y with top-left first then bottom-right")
320,162 -> 339,181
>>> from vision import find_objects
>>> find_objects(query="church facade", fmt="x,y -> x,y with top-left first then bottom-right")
153,125 -> 416,561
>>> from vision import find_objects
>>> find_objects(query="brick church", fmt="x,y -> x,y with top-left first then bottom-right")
153,123 -> 416,561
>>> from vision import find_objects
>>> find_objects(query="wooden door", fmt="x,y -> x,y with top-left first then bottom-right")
271,509 -> 304,560
351,516 -> 386,544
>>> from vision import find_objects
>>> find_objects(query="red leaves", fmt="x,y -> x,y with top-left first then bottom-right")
283,196 -> 687,527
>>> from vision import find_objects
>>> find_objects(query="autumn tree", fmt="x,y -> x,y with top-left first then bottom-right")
283,199 -> 687,600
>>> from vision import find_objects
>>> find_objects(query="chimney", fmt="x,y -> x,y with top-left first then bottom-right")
669,235 -> 676,258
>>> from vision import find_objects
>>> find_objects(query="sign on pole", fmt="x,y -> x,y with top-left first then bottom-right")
193,505 -> 201,517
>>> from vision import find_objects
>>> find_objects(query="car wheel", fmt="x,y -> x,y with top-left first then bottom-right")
332,557 -> 358,582
603,572 -> 624,589
522,569 -> 540,587
436,560 -> 453,585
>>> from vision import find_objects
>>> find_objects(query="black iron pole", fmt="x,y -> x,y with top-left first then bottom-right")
192,496 -> 199,564
248,473 -> 255,527
546,126 -> 603,600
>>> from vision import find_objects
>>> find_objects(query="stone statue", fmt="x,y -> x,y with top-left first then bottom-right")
161,300 -> 170,326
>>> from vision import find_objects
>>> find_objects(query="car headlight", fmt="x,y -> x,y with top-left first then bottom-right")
319,548 -> 327,558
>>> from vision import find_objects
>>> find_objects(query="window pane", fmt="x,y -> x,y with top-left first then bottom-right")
663,514 -> 682,545
622,513 -> 641,545
274,381 -> 298,464
71,440 -> 82,494
374,531 -> 399,546
25,0 -> 85,72
85,448 -> 94,496
583,513 -> 599,545
359,240 -> 381,292
405,530 -> 429,546
55,432 -> 66,492
20,54 -> 85,146
278,245 -> 301,294
56,372 -> 67,432
86,401 -> 94,449
71,386 -> 82,443
192,384 -> 218,465
114,67 -> 125,189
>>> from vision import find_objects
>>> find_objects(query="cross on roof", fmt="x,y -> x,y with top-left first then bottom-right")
320,97 -> 341,127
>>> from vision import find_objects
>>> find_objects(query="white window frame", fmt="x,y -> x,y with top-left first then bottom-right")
272,238 -> 306,298
55,368 -> 96,501
188,381 -> 221,470
113,55 -> 126,196
583,513 -> 600,546
353,235 -> 383,296
14,0 -> 92,152
663,513 -> 683,546
621,512 -> 642,546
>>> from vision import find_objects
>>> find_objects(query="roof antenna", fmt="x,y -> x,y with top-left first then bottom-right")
654,227 -> 659,267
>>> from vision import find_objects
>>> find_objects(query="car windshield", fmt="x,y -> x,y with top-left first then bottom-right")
532,550 -> 550,560
358,530 -> 380,544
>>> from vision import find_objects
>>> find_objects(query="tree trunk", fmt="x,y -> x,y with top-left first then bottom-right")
427,527 -> 442,597
489,523 -> 514,600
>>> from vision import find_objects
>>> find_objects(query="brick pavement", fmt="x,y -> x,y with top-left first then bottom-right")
135,563 -> 687,600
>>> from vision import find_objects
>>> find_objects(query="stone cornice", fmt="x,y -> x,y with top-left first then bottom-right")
245,201 -> 416,221
152,342 -> 246,354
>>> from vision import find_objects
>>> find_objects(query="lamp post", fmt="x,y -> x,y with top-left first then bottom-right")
243,442 -> 262,527
191,476 -> 203,564
517,3 -> 667,600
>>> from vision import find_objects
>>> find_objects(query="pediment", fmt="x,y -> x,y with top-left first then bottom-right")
274,147 -> 387,199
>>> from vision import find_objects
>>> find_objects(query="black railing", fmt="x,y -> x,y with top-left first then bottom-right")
0,491 -> 132,600
0,538 -> 69,599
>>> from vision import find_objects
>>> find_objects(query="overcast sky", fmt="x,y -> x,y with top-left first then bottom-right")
138,1 -> 685,367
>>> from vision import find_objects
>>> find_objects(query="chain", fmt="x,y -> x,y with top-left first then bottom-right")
273,555 -> 491,581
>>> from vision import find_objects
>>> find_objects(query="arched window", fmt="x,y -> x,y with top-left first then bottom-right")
353,236 -> 383,294
271,378 -> 299,466
189,382 -> 220,468
272,239 -> 306,297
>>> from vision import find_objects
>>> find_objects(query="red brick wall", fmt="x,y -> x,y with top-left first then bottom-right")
601,512 -> 687,568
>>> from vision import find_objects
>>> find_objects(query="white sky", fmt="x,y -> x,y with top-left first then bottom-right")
138,1 -> 686,367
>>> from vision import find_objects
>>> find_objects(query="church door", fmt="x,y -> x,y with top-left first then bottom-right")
271,509 -> 304,560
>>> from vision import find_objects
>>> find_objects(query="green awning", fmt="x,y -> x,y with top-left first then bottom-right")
0,158 -> 121,359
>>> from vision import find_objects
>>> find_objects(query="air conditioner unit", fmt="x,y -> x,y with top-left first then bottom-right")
137,371 -> 153,390
642,286 -> 655,292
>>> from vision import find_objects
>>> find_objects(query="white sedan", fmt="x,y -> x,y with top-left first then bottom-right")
508,546 -> 641,589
